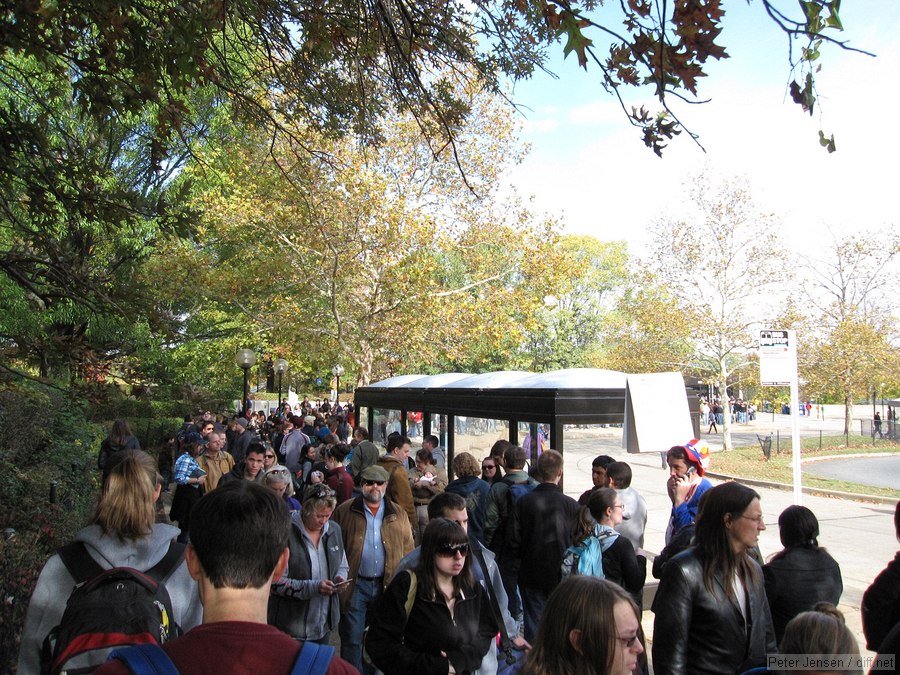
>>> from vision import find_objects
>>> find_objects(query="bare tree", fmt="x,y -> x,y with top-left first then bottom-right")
800,231 -> 900,434
649,172 -> 789,451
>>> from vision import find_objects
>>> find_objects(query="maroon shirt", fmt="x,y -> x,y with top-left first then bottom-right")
96,621 -> 358,675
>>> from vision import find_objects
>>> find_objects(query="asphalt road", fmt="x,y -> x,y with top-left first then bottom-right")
803,455 -> 900,490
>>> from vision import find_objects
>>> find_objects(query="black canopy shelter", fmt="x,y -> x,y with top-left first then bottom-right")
355,368 -> 645,479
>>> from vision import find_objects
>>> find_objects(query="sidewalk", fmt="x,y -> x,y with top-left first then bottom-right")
558,426 -> 896,662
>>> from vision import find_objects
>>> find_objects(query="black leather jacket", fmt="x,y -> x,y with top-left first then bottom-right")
763,547 -> 843,644
652,548 -> 776,675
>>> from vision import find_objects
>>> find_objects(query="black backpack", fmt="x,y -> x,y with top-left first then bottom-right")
41,541 -> 185,675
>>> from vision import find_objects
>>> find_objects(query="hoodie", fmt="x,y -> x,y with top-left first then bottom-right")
17,523 -> 203,675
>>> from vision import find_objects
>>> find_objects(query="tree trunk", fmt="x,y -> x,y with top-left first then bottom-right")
843,395 -> 851,437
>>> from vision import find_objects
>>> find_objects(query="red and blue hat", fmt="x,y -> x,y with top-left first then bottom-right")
682,439 -> 710,476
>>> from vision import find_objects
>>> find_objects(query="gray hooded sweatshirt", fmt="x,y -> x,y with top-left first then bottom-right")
17,522 -> 203,675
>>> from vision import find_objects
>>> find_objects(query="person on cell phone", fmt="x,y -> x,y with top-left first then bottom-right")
664,440 -> 712,545
267,484 -> 349,644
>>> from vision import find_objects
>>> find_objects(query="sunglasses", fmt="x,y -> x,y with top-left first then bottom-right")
265,454 -> 276,459
436,543 -> 469,557
363,480 -> 385,486
309,485 -> 336,499
482,464 -> 496,470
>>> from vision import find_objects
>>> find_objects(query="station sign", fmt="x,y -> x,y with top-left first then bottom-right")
759,329 -> 797,386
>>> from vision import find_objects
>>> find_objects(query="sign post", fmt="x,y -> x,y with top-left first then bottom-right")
759,330 -> 802,503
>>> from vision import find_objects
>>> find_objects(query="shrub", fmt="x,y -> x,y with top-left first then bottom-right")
0,379 -> 100,673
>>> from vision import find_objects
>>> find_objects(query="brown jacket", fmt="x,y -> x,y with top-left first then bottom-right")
198,451 -> 235,493
377,454 -> 418,532
331,495 -> 414,612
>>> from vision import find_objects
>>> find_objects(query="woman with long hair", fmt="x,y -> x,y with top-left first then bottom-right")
573,490 -> 646,608
17,450 -> 202,673
97,418 -> 141,471
524,576 -> 643,675
366,518 -> 497,674
268,484 -> 348,643
763,505 -> 842,644
652,481 -> 776,675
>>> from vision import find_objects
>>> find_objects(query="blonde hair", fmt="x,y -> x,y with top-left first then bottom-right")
91,449 -> 157,540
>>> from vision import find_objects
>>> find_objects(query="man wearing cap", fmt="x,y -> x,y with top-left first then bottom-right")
665,439 -> 712,544
331,464 -> 414,674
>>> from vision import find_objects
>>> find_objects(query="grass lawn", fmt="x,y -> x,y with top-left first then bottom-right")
711,435 -> 900,499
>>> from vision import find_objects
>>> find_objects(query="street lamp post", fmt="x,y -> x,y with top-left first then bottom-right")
275,358 -> 289,417
332,364 -> 345,406
235,348 -> 257,416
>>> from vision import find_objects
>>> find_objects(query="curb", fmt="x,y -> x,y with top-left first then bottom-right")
705,471 -> 899,505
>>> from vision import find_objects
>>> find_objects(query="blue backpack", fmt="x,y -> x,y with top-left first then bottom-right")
108,640 -> 335,675
560,526 -> 619,579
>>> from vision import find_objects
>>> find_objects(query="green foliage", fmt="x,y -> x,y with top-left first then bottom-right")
0,379 -> 101,672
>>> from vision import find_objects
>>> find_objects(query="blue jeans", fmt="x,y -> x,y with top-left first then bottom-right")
339,577 -> 382,675
521,586 -> 550,644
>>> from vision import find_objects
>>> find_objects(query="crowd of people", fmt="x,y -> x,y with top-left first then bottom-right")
16,406 -> 900,675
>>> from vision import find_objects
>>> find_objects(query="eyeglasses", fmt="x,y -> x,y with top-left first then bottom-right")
436,543 -> 469,557
617,635 -> 640,649
613,504 -> 625,510
739,514 -> 765,525
363,480 -> 385,486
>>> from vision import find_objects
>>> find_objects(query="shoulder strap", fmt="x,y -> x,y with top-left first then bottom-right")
145,542 -> 187,583
471,543 -> 515,660
108,644 -> 179,675
57,541 -> 104,584
403,570 -> 418,619
291,641 -> 336,675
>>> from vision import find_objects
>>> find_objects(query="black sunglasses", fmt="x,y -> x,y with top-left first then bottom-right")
363,480 -> 385,486
436,543 -> 469,557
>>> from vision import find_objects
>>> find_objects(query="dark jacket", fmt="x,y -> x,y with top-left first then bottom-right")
509,483 -> 579,591
444,476 -> 491,545
763,546 -> 843,644
862,551 -> 900,651
652,548 -> 776,675
366,570 -> 497,675
599,533 -> 647,608
97,435 -> 141,470
268,517 -> 346,639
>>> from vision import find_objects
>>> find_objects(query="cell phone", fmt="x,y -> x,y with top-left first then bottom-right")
333,578 -> 353,587
686,466 -> 696,476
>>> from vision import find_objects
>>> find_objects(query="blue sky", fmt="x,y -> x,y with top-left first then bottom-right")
501,0 -> 900,257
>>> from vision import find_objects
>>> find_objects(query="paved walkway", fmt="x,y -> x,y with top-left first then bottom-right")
556,425 -> 897,663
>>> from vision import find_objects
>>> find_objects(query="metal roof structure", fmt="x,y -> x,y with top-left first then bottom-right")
355,368 -> 688,479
